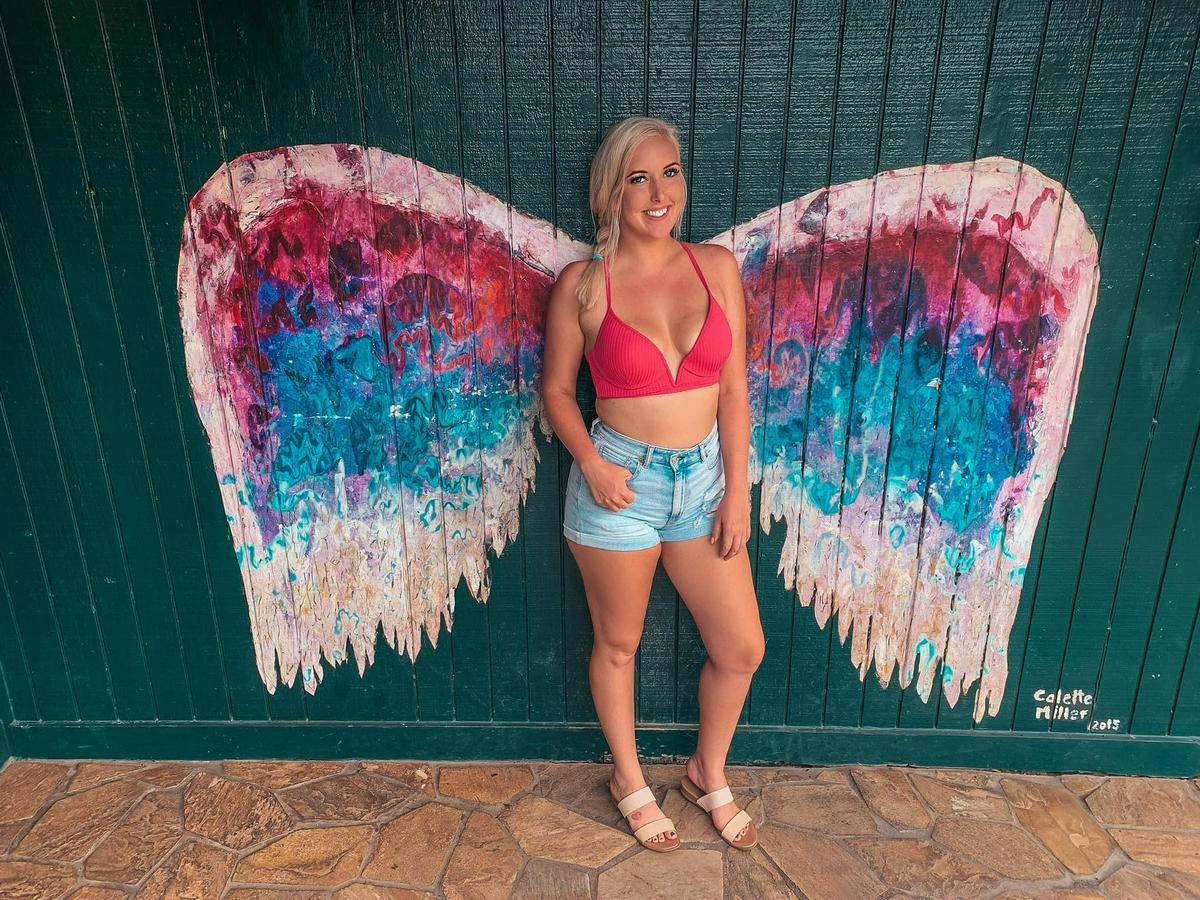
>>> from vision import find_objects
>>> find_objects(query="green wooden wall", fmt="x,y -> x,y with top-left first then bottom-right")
0,0 -> 1198,775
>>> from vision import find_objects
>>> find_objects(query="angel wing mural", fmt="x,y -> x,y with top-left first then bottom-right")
178,144 -> 1097,721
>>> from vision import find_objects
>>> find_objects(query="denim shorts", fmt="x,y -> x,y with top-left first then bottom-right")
562,416 -> 726,551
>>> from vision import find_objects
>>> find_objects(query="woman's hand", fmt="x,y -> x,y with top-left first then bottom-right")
710,488 -> 751,559
580,457 -> 637,511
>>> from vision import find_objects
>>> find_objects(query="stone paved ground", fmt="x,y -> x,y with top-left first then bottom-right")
1,758 -> 1199,898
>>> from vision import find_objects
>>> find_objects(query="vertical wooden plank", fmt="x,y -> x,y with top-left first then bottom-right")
1132,250 -> 1200,734
858,0 -> 969,730
1085,59 -> 1200,734
398,0 -> 472,721
551,0 -> 602,725
195,0 -> 340,720
143,0 -> 273,723
673,0 -> 743,727
0,2 -> 152,721
735,0 -> 796,729
452,0 -> 532,723
986,0 -> 1155,734
1166,432 -> 1200,737
818,0 -> 891,729
503,0 -> 565,723
780,0 -> 844,728
796,0 -> 892,724
0,401 -> 43,720
934,0 -> 1101,732
896,0 -> 1047,731
48,0 -> 243,722
349,0 -> 420,723
1017,0 -> 1196,735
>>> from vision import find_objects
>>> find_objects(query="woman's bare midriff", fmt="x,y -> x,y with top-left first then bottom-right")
595,389 -> 719,449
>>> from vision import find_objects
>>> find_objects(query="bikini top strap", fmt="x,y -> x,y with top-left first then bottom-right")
602,256 -> 613,309
679,241 -> 712,296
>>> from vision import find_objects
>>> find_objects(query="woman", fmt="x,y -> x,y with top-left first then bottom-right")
541,116 -> 766,852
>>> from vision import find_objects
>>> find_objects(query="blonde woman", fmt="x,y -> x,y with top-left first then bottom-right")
542,116 -> 765,852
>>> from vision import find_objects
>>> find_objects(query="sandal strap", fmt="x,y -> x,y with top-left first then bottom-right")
696,785 -> 734,812
633,815 -> 676,843
616,785 -> 656,817
720,808 -> 752,843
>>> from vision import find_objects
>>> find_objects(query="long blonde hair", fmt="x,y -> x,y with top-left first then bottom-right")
576,116 -> 687,311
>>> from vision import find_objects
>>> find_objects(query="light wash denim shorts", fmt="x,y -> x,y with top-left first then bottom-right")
562,416 -> 726,551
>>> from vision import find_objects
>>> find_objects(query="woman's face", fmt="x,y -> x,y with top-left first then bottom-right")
617,134 -> 685,239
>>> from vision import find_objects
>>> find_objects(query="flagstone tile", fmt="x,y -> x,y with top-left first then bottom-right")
329,885 -> 433,899
82,790 -> 183,883
1109,828 -> 1200,877
757,825 -> 885,900
226,889 -> 327,899
14,779 -> 144,863
849,837 -> 1004,899
1100,862 -> 1200,899
358,761 -> 436,796
281,772 -> 412,822
722,845 -> 797,899
441,811 -> 522,900
911,773 -> 1012,822
755,766 -> 823,784
931,816 -> 1062,879
183,772 -> 292,850
645,763 -> 756,788
1085,776 -> 1200,829
136,764 -> 202,788
510,857 -> 590,900
925,767 -> 997,788
362,801 -> 463,885
0,822 -> 25,854
501,795 -> 632,867
534,763 -> 622,827
761,782 -> 878,834
233,824 -> 373,886
1060,774 -> 1106,795
851,767 -> 932,831
139,840 -> 237,900
223,760 -> 346,789
597,847 -> 723,900
438,765 -> 533,805
990,889 -> 1103,899
69,887 -> 129,899
68,762 -> 143,793
0,858 -> 76,899
0,762 -> 70,822
1001,778 -> 1115,876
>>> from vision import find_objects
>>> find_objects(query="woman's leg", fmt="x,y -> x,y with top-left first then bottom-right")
659,535 -> 765,838
566,538 -> 675,844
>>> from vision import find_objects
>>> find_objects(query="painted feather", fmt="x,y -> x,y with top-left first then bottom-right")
178,145 -> 1096,719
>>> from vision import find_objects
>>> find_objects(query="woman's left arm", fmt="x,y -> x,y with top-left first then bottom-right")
712,245 -> 752,558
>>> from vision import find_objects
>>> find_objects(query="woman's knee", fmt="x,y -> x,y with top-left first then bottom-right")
592,637 -> 641,667
711,629 -> 765,673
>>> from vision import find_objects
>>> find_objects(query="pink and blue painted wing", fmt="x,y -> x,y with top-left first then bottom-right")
178,144 -> 585,693
707,157 -> 1098,720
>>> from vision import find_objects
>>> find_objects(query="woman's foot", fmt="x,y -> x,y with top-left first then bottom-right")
684,755 -> 751,841
609,773 -> 677,846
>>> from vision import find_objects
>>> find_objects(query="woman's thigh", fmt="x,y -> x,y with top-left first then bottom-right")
566,539 -> 662,652
659,537 -> 764,666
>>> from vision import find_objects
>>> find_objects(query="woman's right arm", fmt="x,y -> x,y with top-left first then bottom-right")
541,261 -> 603,468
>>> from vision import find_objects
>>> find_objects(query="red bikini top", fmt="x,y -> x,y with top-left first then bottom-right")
585,241 -> 733,399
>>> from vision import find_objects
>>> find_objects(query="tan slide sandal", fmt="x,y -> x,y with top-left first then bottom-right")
680,774 -> 758,849
615,785 -> 680,852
